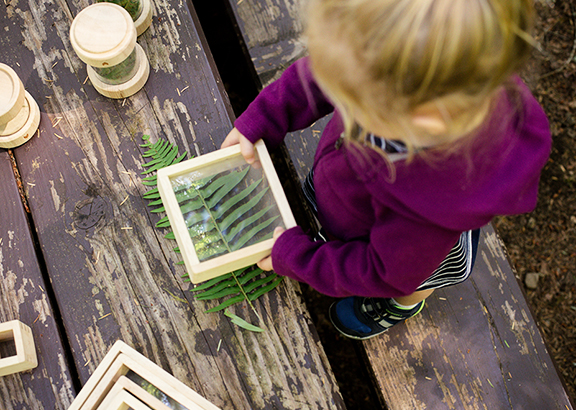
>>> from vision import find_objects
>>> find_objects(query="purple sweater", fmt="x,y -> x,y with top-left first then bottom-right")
235,58 -> 551,298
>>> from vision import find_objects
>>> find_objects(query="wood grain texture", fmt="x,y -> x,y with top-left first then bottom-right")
364,225 -> 574,410
227,0 -> 330,187
1,0 -> 344,408
0,151 -> 76,410
227,0 -> 307,87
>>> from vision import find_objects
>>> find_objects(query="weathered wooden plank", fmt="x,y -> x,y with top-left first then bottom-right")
226,0 -> 329,183
0,151 -> 76,410
364,225 -> 574,410
1,0 -> 344,408
226,0 -> 307,87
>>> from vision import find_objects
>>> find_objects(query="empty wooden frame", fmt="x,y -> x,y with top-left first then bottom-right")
99,388 -> 153,410
96,376 -> 172,410
69,340 -> 220,410
0,320 -> 38,376
157,140 -> 296,283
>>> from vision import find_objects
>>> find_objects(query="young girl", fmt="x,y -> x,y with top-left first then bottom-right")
222,0 -> 551,339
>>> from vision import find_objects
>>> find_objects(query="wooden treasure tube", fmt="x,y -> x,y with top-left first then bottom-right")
70,3 -> 150,99
0,63 -> 41,149
96,0 -> 153,36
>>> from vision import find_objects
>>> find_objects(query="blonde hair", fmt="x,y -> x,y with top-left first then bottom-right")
304,0 -> 535,151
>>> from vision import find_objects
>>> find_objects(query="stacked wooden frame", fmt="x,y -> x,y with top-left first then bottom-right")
68,340 -> 220,410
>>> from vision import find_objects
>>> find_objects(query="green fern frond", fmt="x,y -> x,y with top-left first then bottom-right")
173,154 -> 280,264
224,310 -> 264,332
139,135 -> 283,332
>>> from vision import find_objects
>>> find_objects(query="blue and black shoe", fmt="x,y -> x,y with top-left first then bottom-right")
329,297 -> 425,340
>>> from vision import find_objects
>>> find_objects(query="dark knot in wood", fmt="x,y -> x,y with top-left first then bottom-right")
73,197 -> 107,230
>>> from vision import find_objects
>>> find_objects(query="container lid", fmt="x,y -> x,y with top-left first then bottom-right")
70,3 -> 137,68
0,63 -> 25,124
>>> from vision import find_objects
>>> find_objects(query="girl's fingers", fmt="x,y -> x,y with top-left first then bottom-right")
257,227 -> 286,271
221,128 -> 261,167
239,135 -> 256,165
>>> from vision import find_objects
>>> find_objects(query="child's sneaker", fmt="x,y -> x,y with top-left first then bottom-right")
329,297 -> 424,340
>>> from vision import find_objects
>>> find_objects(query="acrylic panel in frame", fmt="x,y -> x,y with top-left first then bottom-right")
157,140 -> 296,283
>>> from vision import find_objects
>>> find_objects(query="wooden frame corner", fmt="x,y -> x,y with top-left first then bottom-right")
0,320 -> 38,376
69,340 -> 220,410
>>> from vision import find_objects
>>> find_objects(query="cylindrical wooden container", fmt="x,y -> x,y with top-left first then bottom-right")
0,63 -> 41,149
70,3 -> 150,99
96,0 -> 153,36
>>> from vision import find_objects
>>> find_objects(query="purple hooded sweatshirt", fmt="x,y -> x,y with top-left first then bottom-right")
235,57 -> 551,298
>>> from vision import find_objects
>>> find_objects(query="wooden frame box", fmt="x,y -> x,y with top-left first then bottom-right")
98,389 -> 153,410
69,340 -> 219,410
157,140 -> 296,283
0,320 -> 38,376
96,375 -> 173,410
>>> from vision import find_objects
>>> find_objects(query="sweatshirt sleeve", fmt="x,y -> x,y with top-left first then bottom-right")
234,57 -> 334,148
271,219 -> 460,299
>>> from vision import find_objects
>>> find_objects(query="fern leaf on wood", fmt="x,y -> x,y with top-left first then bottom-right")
205,294 -> 245,313
224,310 -> 265,332
140,135 -> 284,332
249,276 -> 283,301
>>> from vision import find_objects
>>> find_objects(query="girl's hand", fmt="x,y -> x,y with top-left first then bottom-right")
257,226 -> 285,271
221,127 -> 260,167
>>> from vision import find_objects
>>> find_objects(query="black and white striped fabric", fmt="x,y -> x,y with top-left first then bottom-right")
416,229 -> 475,290
302,133 -> 478,290
303,167 -> 319,214
367,133 -> 406,154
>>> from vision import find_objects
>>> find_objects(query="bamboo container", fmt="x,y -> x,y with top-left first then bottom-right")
70,3 -> 150,99
0,63 -> 41,149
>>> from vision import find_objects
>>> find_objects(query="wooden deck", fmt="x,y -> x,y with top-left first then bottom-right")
0,1 -> 344,408
1,0 -> 575,408
364,224 -> 572,409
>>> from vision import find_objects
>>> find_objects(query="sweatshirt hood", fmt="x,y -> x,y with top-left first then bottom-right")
353,83 -> 551,232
